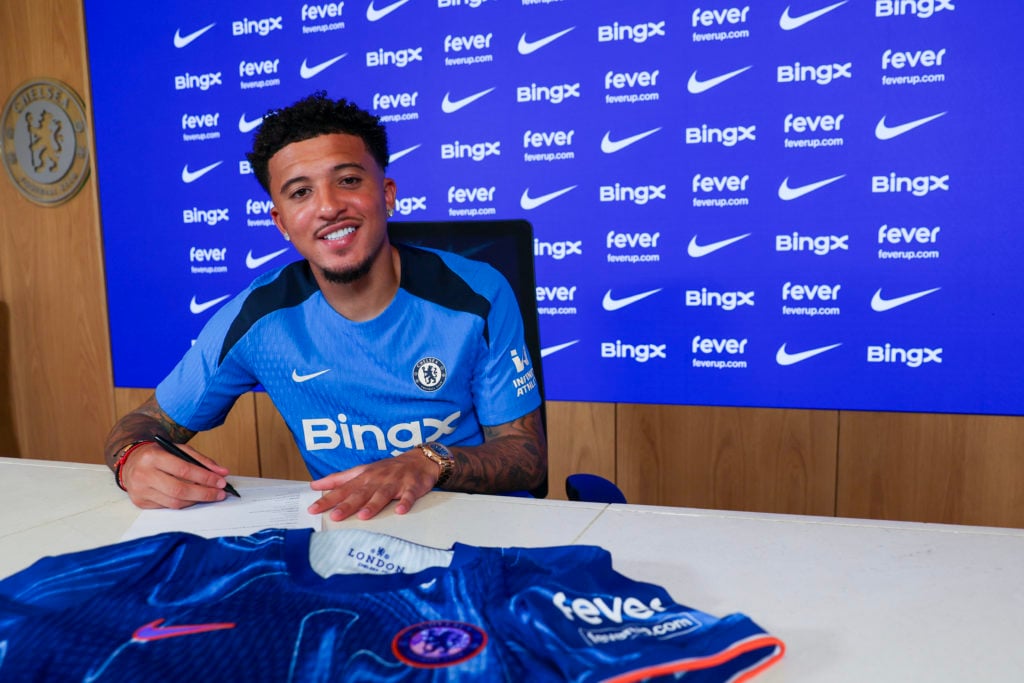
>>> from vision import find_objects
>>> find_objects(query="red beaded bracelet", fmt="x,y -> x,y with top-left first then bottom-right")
114,440 -> 155,491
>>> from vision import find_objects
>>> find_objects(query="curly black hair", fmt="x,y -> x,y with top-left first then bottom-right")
246,91 -> 389,194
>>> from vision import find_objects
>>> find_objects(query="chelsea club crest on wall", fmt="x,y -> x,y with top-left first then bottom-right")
1,78 -> 91,206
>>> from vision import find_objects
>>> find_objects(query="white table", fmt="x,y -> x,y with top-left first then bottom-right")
2,457 -> 1023,681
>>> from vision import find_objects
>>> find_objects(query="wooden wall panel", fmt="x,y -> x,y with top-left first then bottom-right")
836,411 -> 1024,528
545,401 -> 617,501
0,0 -> 115,463
255,391 -> 308,481
113,388 -> 261,477
617,404 -> 838,516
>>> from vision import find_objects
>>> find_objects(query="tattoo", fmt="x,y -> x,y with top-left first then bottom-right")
103,393 -> 195,470
445,407 -> 548,493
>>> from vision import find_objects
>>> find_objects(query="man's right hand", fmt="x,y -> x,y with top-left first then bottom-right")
120,441 -> 231,509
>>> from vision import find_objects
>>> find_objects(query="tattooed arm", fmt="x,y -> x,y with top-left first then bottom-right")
104,393 -> 233,509
308,406 -> 548,522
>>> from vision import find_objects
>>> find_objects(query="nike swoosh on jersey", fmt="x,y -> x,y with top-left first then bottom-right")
602,288 -> 662,311
300,54 -> 348,79
181,161 -> 223,183
189,294 -> 230,315
687,66 -> 751,94
517,27 -> 575,55
292,369 -> 331,383
520,185 -> 577,210
133,619 -> 235,642
779,1 -> 848,30
441,88 -> 495,114
874,112 -> 947,140
389,144 -> 421,164
541,340 -> 579,358
687,233 -> 751,258
776,343 -> 842,366
600,127 -> 662,154
870,287 -> 941,312
366,0 -> 411,22
238,113 -> 263,133
778,174 -> 845,200
173,23 -> 215,49
246,248 -> 289,269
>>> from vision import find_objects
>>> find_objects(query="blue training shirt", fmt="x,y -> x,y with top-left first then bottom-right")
156,244 -> 540,479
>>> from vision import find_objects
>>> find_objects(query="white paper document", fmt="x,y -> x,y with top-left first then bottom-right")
121,483 -> 322,540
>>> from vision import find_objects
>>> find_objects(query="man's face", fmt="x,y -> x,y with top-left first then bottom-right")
268,133 -> 396,285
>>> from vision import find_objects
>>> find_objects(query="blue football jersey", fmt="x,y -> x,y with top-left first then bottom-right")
156,244 -> 541,479
0,529 -> 783,682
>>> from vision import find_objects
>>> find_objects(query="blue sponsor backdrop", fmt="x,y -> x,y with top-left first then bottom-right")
84,0 -> 1024,415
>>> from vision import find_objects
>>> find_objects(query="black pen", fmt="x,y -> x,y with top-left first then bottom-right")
151,434 -> 241,498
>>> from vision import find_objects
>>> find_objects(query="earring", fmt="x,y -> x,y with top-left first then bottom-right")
387,207 -> 394,218
283,233 -> 291,242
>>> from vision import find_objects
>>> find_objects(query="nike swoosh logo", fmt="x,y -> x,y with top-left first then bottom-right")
389,144 -> 421,164
173,23 -> 215,49
602,288 -> 662,311
292,369 -> 331,383
238,113 -> 263,133
181,161 -> 223,183
870,287 -> 940,312
366,0 -> 411,22
875,111 -> 947,140
189,294 -> 230,315
517,27 -> 575,55
246,248 -> 289,269
300,53 -> 348,79
687,66 -> 751,94
134,619 -> 234,642
540,340 -> 579,358
687,233 -> 751,258
778,174 -> 845,200
779,1 -> 848,30
520,185 -> 577,210
441,88 -> 495,114
600,127 -> 662,154
776,343 -> 842,366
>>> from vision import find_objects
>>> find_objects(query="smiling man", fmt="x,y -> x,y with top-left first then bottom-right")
103,92 -> 546,521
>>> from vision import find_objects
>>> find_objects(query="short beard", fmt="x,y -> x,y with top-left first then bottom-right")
321,255 -> 375,284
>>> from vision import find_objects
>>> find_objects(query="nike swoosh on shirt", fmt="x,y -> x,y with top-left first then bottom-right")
517,27 -> 575,55
870,287 -> 940,312
687,233 -> 751,258
134,619 -> 234,642
602,288 -> 662,311
300,53 -> 348,79
389,144 -> 421,164
181,161 -> 222,183
776,343 -> 842,366
520,185 -> 577,210
366,0 -> 411,22
687,66 -> 751,94
875,112 -> 947,140
600,127 -> 662,154
779,1 -> 848,30
246,248 -> 289,269
189,294 -> 230,315
173,23 -> 215,49
292,369 -> 331,383
441,88 -> 495,114
238,113 -> 263,133
778,174 -> 845,200
541,340 -> 579,358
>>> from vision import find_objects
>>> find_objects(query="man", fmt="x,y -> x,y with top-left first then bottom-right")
104,92 -> 546,521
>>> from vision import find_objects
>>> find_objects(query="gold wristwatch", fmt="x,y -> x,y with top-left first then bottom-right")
418,442 -> 454,487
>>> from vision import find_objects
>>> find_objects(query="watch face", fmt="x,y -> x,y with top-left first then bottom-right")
430,442 -> 453,460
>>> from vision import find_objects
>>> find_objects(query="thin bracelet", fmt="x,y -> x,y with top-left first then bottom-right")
114,440 -> 154,491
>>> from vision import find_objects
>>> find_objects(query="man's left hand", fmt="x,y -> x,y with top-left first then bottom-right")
307,450 -> 440,521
